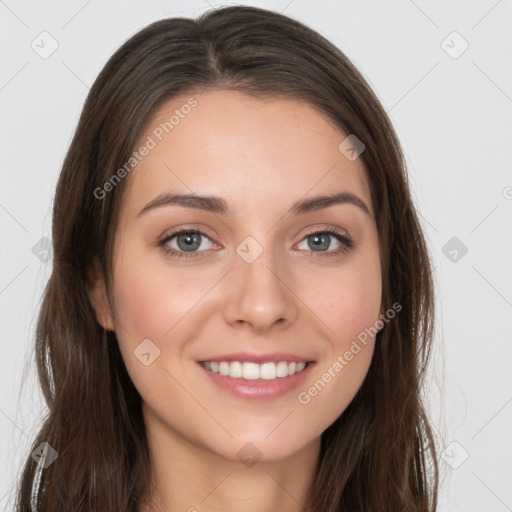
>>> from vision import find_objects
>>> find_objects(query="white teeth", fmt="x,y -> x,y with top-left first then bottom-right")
230,361 -> 243,378
260,362 -> 276,380
276,361 -> 289,377
242,362 -> 259,380
201,360 -> 309,380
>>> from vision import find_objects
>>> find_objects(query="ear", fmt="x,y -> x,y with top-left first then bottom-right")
86,258 -> 115,331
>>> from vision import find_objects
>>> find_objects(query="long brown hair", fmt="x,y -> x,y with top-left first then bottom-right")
15,5 -> 439,511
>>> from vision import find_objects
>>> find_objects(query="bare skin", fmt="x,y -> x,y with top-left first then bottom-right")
88,89 -> 382,511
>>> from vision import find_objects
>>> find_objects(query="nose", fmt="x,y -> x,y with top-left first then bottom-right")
222,244 -> 299,334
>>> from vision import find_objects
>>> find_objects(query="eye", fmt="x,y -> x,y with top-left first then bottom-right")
158,229 -> 216,259
296,228 -> 354,257
158,227 -> 354,259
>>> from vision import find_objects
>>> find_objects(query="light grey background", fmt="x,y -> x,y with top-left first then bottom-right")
1,0 -> 511,510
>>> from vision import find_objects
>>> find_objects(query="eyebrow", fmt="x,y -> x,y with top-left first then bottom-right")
137,191 -> 371,217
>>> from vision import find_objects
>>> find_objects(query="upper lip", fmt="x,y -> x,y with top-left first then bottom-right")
197,352 -> 314,364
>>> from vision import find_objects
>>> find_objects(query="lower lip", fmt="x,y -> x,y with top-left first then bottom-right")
197,362 -> 316,400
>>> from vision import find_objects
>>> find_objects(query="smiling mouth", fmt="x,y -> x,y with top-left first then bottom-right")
199,360 -> 311,381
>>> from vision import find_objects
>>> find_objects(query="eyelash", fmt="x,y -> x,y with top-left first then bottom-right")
157,227 -> 354,259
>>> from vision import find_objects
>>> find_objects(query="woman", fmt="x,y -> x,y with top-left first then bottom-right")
16,5 -> 439,511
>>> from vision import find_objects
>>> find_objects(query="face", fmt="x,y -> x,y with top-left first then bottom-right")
89,89 -> 382,463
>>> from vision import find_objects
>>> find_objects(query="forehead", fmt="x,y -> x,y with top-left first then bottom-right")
121,89 -> 373,219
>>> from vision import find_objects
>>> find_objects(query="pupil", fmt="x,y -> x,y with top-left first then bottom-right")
178,233 -> 200,251
309,234 -> 329,251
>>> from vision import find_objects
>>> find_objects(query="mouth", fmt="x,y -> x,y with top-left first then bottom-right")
196,357 -> 316,400
200,360 -> 310,380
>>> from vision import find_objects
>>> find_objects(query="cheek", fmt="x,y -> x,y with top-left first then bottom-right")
111,252 -> 208,342
109,257 -> 196,407
109,250 -> 222,395
306,256 -> 382,346
293,254 -> 381,423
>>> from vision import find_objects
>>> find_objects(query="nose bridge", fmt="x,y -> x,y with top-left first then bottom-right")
222,233 -> 298,331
